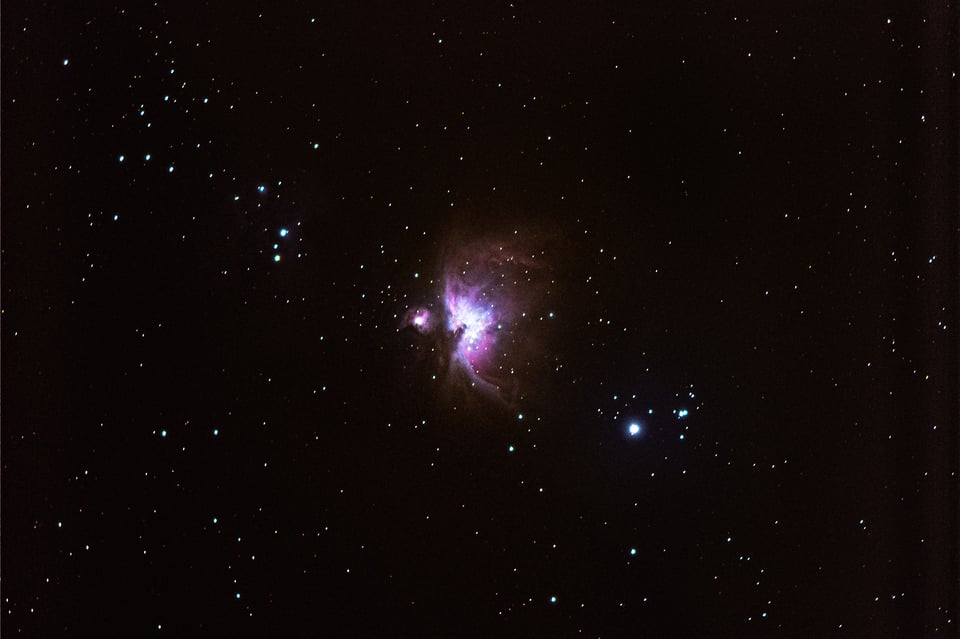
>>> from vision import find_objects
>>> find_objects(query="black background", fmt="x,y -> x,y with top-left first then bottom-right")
3,1 -> 957,636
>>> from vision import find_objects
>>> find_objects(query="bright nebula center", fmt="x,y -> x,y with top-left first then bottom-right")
447,294 -> 495,364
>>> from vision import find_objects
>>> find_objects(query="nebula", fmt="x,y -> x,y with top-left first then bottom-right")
402,232 -> 554,404
403,306 -> 434,333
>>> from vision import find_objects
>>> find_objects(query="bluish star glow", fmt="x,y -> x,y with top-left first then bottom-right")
678,409 -> 689,418
279,228 -> 289,237
403,307 -> 433,332
257,185 -> 266,193
628,423 -> 641,436
273,254 -> 281,262
118,154 -> 125,162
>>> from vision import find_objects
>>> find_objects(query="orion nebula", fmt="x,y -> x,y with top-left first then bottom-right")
402,232 -> 555,404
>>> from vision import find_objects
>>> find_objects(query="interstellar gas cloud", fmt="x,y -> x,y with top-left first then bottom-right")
402,231 -> 556,406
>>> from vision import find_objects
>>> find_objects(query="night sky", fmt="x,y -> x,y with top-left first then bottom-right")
3,2 -> 958,636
